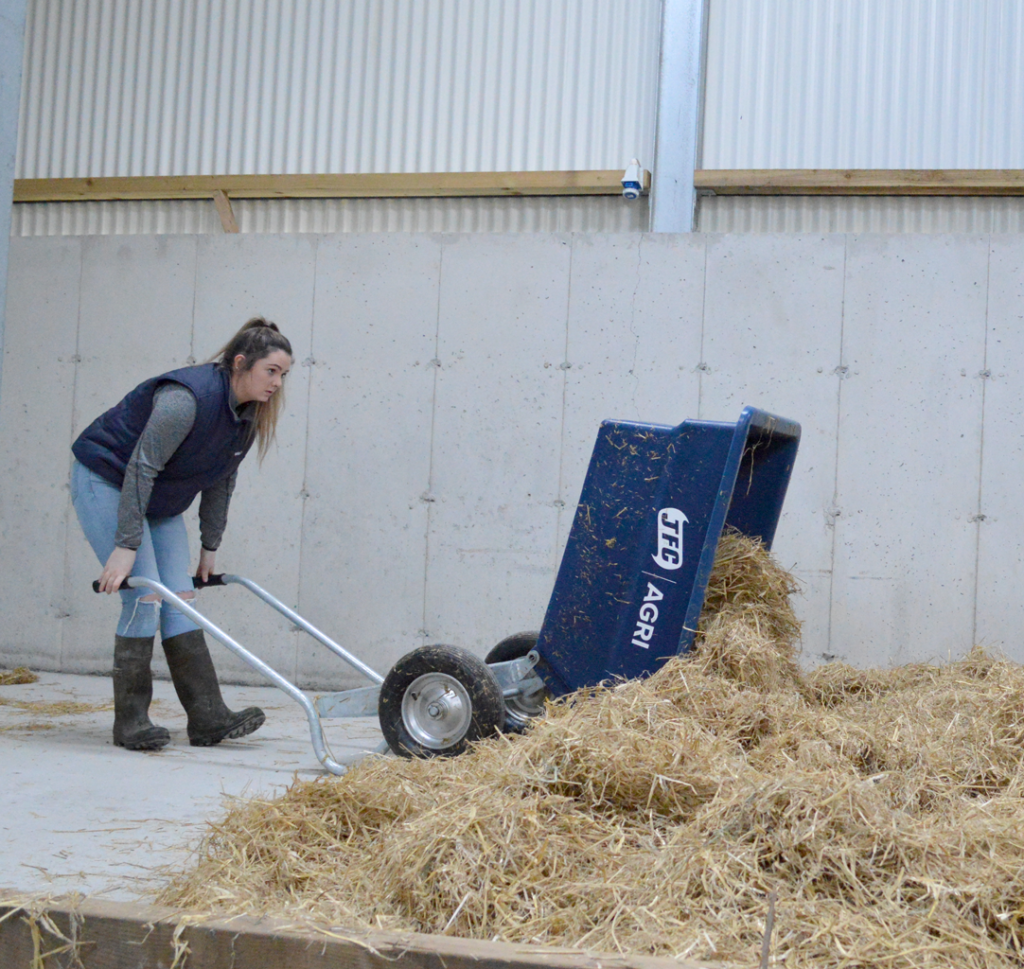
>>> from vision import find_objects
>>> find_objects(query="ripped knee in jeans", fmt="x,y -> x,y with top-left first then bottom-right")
142,590 -> 194,603
120,595 -> 160,637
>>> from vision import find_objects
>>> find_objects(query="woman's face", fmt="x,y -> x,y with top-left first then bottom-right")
232,350 -> 292,404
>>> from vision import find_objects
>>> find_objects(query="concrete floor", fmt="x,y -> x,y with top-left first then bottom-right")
0,670 -> 383,901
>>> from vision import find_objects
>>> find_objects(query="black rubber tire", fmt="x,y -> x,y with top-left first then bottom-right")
378,645 -> 506,758
485,631 -> 541,665
485,631 -> 547,733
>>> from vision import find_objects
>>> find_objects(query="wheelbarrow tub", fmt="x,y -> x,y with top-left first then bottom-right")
533,406 -> 800,697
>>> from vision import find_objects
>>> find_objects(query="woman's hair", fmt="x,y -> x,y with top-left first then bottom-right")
210,317 -> 294,462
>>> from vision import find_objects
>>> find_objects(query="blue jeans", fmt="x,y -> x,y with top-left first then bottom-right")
70,460 -> 199,639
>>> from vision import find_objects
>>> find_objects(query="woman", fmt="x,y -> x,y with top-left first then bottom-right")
70,318 -> 294,752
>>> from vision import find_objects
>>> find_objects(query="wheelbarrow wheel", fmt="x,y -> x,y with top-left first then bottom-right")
486,631 -> 548,733
378,645 -> 505,758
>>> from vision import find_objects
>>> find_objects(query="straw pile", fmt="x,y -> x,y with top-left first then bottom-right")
0,698 -> 111,715
158,531 -> 1024,969
0,667 -> 38,685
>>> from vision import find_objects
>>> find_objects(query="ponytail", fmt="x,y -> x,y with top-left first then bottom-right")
210,317 -> 293,462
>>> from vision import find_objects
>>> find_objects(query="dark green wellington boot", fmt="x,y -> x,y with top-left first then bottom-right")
162,629 -> 265,746
112,635 -> 171,750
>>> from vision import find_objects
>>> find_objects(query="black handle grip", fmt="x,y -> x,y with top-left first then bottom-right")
193,573 -> 226,588
92,574 -> 226,593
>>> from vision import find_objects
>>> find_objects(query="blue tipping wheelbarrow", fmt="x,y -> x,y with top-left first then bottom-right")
97,406 -> 800,772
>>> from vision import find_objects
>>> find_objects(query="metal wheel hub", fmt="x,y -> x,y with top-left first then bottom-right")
402,672 -> 473,749
506,685 -> 546,722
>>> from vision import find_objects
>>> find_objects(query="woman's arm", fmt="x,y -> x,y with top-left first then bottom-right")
196,470 -> 238,581
98,384 -> 196,593
197,470 -> 237,552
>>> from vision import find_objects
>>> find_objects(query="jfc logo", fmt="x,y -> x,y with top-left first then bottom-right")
652,507 -> 687,570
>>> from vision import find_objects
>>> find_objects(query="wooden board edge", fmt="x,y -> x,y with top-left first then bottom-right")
695,169 -> 1024,196
0,893 -> 716,969
19,169 -> 1024,202
13,170 -> 651,203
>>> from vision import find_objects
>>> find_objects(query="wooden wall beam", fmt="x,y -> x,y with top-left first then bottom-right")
211,188 -> 240,232
13,170 -> 651,203
15,170 -> 1024,204
695,169 -> 1024,196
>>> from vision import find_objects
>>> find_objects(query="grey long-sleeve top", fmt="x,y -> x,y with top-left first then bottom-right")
115,383 -> 255,551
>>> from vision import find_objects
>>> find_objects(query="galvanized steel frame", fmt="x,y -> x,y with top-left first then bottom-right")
651,0 -> 709,232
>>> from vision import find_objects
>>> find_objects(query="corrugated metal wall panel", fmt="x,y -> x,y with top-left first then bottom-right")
698,196 -> 1024,233
703,0 -> 1024,168
11,196 -> 650,236
17,0 -> 661,178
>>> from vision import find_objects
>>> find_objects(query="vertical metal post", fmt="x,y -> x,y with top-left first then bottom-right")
0,0 -> 27,407
650,0 -> 709,233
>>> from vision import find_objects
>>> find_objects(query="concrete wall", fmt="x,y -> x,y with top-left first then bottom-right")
1,232 -> 1019,688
